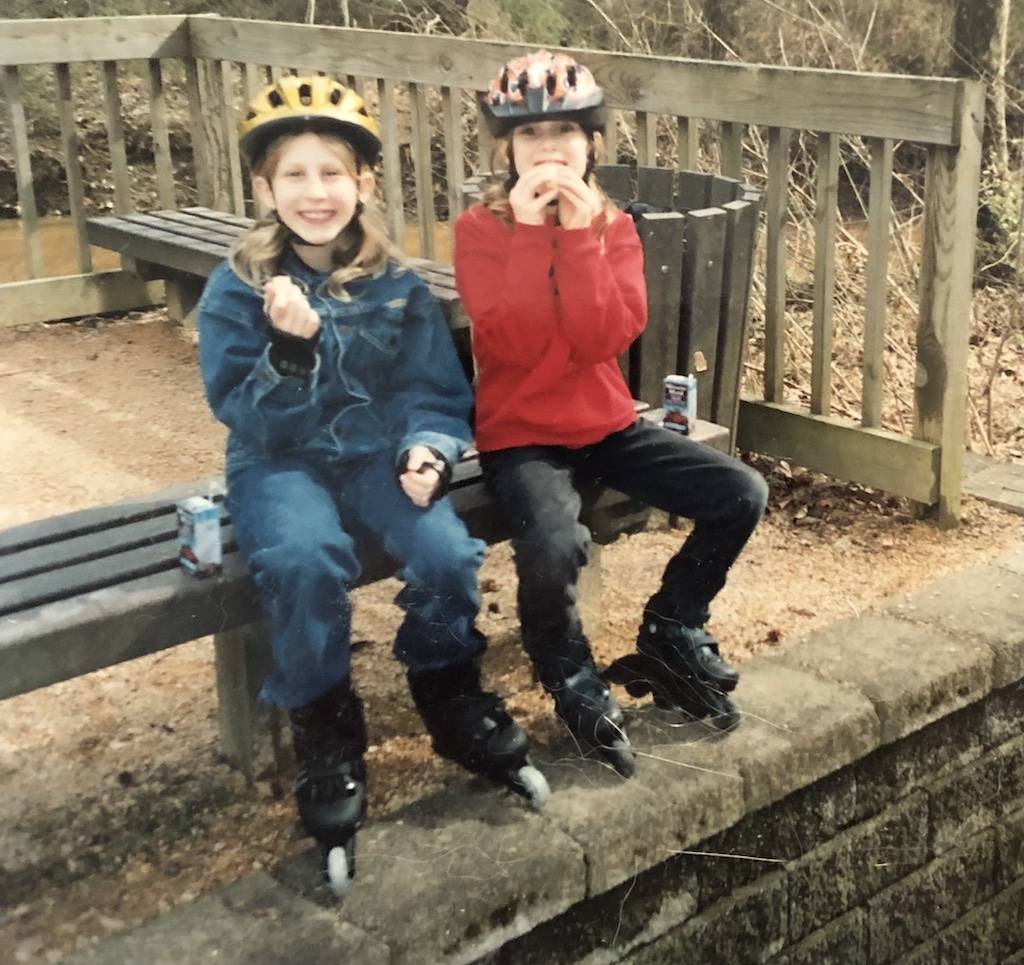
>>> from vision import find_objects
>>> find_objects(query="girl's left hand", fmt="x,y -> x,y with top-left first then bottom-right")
399,444 -> 442,507
556,170 -> 602,230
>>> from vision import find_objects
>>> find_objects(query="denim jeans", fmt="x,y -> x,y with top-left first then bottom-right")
480,419 -> 768,675
228,451 -> 486,709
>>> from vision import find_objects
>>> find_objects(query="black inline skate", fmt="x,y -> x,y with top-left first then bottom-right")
542,661 -> 635,778
408,659 -> 550,809
289,679 -> 368,897
606,613 -> 741,732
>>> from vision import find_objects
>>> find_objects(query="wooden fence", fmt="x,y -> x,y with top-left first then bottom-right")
0,15 -> 983,525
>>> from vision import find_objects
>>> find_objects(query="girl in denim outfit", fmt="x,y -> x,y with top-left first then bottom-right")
454,51 -> 768,778
198,75 -> 548,897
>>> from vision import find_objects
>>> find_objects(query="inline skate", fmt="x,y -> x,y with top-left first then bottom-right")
289,679 -> 367,897
408,659 -> 550,809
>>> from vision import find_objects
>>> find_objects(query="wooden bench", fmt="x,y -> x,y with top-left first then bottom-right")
1,169 -> 758,779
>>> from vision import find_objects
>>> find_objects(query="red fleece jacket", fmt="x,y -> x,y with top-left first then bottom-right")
454,204 -> 647,452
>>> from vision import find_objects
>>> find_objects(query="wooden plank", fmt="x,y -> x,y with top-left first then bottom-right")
631,212 -> 686,406
764,126 -> 791,403
676,170 -> 710,212
182,206 -> 252,228
184,57 -> 213,208
217,60 -> 246,216
914,82 -> 985,527
636,111 -> 657,166
677,116 -> 699,171
120,211 -> 235,248
153,209 -> 246,240
476,106 -> 495,172
0,271 -> 162,327
719,121 -> 743,179
636,166 -> 674,208
407,80 -> 436,258
441,86 -> 465,224
714,198 -> 759,443
377,78 -> 406,245
147,59 -> 176,209
0,513 -> 183,584
678,208 -> 728,420
189,19 -> 964,144
54,63 -> 92,273
602,109 -> 619,164
594,164 -> 634,203
243,62 -> 262,102
0,15 -> 192,66
862,137 -> 893,429
3,66 -> 42,278
197,58 -> 232,213
737,399 -> 940,503
708,174 -> 741,206
102,61 -> 132,215
85,218 -> 226,277
811,132 -> 839,416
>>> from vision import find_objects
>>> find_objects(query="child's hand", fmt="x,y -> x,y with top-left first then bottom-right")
556,170 -> 601,230
399,445 -> 445,507
509,164 -> 561,226
264,276 -> 320,339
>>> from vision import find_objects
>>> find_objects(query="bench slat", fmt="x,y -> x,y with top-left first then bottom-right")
151,209 -> 246,240
86,217 -> 226,277
120,212 -> 235,249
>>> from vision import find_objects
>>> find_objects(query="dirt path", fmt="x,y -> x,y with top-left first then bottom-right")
1,311 -> 1020,963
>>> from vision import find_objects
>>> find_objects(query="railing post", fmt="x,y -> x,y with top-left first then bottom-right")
914,81 -> 985,527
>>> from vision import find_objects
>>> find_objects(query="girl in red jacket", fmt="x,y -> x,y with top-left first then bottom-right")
454,50 -> 768,777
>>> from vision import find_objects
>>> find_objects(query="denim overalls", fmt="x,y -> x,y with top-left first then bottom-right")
198,255 -> 485,708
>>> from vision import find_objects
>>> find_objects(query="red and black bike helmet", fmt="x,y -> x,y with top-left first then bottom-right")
480,49 -> 606,138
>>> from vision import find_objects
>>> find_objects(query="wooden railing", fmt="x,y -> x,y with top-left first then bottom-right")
0,15 -> 983,525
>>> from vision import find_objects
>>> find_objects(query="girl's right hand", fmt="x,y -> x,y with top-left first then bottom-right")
509,163 -> 560,226
263,276 -> 320,339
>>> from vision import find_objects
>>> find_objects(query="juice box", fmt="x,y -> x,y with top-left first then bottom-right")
662,374 -> 697,435
176,495 -> 222,577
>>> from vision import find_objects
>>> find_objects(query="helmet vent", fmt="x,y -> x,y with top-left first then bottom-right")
329,88 -> 342,105
298,83 -> 312,105
517,70 -> 528,94
546,74 -> 556,95
567,65 -> 577,87
268,90 -> 283,108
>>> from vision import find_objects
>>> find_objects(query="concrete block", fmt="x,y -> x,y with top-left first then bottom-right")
866,830 -> 996,963
539,712 -> 747,896
937,902 -> 998,964
627,873 -> 788,965
997,806 -> 1024,888
787,792 -> 929,940
698,769 -> 858,906
770,909 -> 866,965
985,680 -> 1024,747
882,563 -> 1024,689
853,699 -> 988,821
486,858 -> 699,965
991,878 -> 1024,961
274,787 -> 586,965
930,736 -> 1024,854
718,657 -> 880,813
62,872 -> 388,964
777,614 -> 993,745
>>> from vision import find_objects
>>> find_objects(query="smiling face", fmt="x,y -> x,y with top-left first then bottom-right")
253,131 -> 374,265
510,119 -> 590,182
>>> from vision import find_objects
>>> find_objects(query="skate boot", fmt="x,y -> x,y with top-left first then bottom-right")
543,662 -> 635,778
607,616 -> 741,732
408,659 -> 550,809
289,680 -> 368,898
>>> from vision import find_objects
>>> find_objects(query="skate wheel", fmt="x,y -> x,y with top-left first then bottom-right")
326,845 -> 352,898
517,764 -> 551,810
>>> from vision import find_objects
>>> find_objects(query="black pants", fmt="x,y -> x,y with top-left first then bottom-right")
480,419 -> 768,675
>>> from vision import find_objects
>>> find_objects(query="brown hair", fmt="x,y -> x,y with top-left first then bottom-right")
229,132 -> 399,296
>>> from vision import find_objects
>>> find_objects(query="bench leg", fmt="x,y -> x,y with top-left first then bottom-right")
214,623 -> 284,783
165,275 -> 206,329
577,542 -> 604,641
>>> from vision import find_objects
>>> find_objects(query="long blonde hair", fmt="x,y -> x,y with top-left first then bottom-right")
230,132 -> 399,296
480,130 -> 620,238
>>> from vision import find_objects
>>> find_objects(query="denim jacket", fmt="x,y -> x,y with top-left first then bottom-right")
197,254 -> 474,474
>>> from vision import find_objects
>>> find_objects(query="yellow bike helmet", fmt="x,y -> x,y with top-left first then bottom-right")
239,74 -> 382,168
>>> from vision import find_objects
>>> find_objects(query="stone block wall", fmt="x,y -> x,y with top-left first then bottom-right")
68,548 -> 1024,965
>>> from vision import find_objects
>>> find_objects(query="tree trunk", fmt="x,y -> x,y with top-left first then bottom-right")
950,0 -> 999,78
701,0 -> 743,60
